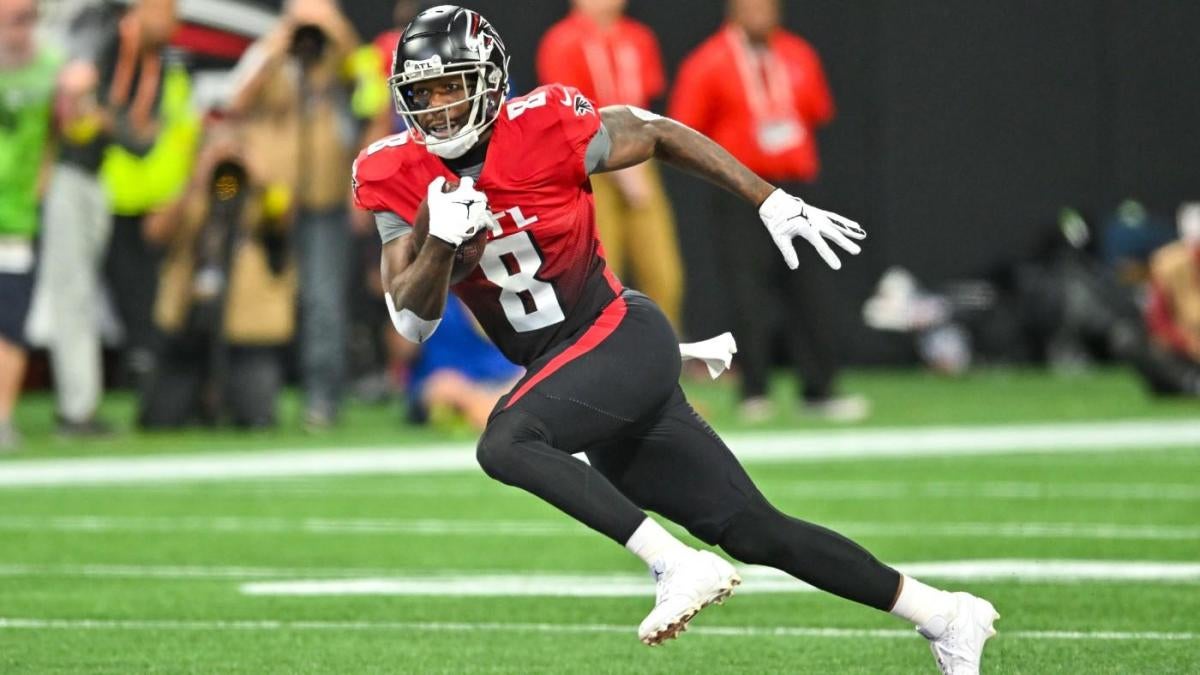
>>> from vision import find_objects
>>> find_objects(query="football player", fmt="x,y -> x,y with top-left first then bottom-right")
354,6 -> 998,673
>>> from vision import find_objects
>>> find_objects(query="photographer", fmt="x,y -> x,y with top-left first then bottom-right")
227,0 -> 378,430
139,127 -> 297,428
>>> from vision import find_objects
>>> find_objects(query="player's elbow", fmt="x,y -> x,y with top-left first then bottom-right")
385,293 -> 441,344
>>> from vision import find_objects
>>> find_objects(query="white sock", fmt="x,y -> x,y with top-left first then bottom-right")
889,575 -> 956,628
624,517 -> 689,569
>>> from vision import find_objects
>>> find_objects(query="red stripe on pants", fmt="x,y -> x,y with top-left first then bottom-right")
505,295 -> 629,408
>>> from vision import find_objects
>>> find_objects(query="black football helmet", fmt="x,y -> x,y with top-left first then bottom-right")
390,5 -> 509,158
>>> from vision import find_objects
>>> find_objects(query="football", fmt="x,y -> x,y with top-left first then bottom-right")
412,179 -> 488,284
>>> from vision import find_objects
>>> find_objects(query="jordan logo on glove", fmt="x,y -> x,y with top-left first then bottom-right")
758,188 -> 866,270
427,176 -> 490,247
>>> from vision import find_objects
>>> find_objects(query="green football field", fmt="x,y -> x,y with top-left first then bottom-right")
2,369 -> 1198,673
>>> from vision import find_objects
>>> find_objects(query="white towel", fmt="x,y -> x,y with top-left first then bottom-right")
679,332 -> 738,379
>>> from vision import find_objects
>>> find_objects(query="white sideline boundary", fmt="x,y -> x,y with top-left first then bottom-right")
0,617 -> 1194,642
2,515 -> 1197,541
237,560 -> 1200,598
1,418 -> 1199,487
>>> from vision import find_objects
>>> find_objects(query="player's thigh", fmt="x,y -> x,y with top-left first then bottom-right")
493,292 -> 681,452
586,388 -> 762,545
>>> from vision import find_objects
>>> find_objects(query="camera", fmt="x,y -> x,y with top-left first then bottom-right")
288,24 -> 329,68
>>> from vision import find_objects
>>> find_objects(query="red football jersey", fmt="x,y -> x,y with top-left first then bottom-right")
354,85 -> 623,366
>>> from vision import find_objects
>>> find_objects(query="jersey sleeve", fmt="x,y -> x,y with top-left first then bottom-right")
374,211 -> 412,244
505,84 -> 602,186
584,123 -> 612,175
351,134 -> 425,234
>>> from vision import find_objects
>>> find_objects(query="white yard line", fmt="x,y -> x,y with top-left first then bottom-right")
2,514 -> 1197,541
0,515 -> 580,536
2,559 -> 1197,586
14,479 -> 1200,502
2,418 -> 1199,487
237,560 -> 1200,598
0,617 -> 1193,641
765,480 -> 1200,502
0,563 -> 409,579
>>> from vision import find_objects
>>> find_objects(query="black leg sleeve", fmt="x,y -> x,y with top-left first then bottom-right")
478,407 -> 647,545
589,391 -> 901,611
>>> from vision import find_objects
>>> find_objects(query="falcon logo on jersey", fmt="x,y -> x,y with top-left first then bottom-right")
573,94 -> 595,117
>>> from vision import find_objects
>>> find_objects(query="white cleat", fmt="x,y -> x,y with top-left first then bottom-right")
918,592 -> 1000,675
637,549 -> 741,646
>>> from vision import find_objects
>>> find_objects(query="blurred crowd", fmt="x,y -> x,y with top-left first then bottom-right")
863,201 -> 1200,397
2,0 -> 1196,452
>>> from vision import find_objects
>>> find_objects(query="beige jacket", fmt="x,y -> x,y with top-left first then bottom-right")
231,16 -> 361,211
1150,241 -> 1200,350
155,186 -> 297,345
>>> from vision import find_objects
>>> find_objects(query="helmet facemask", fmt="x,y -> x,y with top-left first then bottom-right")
391,58 -> 506,159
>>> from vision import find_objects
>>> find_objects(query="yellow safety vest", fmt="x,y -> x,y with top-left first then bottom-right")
100,64 -> 200,216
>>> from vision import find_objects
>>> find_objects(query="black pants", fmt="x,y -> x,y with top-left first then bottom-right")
477,291 -> 900,610
105,214 -> 163,384
139,335 -> 283,429
711,183 -> 839,402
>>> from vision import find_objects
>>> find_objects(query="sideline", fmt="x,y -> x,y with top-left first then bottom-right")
2,418 -> 1199,487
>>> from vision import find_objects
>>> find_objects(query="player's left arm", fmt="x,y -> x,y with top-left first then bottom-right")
594,105 -> 866,270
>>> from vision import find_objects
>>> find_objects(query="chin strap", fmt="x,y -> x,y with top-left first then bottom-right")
425,127 -> 482,159
679,332 -> 738,379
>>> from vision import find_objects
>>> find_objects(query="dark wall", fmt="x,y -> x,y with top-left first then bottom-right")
309,0 -> 1200,362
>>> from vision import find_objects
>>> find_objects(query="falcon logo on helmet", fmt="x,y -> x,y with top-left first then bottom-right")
390,4 -> 510,159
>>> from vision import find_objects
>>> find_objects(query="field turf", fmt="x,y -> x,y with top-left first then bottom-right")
2,369 -> 1197,673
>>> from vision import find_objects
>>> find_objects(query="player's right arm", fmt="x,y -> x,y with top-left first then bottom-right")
379,229 -> 455,343
374,177 -> 490,343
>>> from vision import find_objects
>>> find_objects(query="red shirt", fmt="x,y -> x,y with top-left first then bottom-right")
536,11 -> 665,108
374,29 -> 401,76
669,25 -> 834,181
353,85 -> 621,366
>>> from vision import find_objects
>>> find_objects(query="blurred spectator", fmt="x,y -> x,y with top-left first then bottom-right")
229,0 -> 385,430
863,203 -> 1200,397
0,0 -> 59,451
670,0 -> 865,421
398,297 -> 522,431
139,126 -> 297,428
30,0 -> 195,436
1140,203 -> 1200,395
346,0 -> 426,405
863,210 -> 1117,375
101,0 -> 198,395
1100,199 -> 1177,287
363,0 -> 421,142
536,0 -> 684,330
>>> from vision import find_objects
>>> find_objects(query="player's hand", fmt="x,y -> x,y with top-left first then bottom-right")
427,176 -> 489,247
758,189 -> 866,270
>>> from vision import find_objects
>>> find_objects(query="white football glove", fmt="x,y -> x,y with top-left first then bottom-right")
758,188 -> 866,270
426,176 -> 489,247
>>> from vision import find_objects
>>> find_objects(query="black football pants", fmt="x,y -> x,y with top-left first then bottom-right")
476,291 -> 901,610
